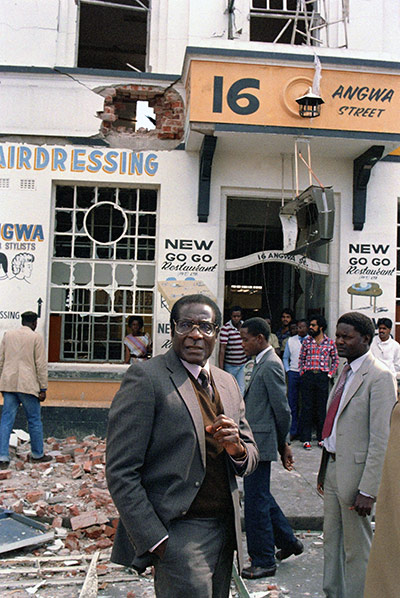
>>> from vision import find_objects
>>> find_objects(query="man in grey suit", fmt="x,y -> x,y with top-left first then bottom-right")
317,311 -> 397,598
240,318 -> 303,579
106,294 -> 259,598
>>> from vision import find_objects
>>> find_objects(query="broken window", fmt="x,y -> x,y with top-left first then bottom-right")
250,0 -> 320,45
50,184 -> 156,363
77,0 -> 150,72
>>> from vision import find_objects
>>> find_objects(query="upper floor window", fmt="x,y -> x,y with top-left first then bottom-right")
250,0 -> 319,45
78,0 -> 150,71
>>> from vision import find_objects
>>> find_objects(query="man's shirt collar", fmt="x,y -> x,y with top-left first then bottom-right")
255,345 -> 273,363
180,358 -> 210,379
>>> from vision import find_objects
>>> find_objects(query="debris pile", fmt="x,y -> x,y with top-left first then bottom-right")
0,434 -> 119,556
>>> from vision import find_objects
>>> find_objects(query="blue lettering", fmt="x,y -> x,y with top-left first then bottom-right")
145,153 -> 158,176
34,147 -> 49,170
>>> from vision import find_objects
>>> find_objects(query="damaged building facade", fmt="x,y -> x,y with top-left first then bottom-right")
1,0 -> 400,404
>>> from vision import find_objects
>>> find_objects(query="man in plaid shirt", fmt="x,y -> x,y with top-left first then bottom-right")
299,315 -> 339,450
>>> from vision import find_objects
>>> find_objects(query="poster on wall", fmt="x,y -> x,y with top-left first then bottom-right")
0,218 -> 49,337
155,230 -> 219,354
342,239 -> 396,326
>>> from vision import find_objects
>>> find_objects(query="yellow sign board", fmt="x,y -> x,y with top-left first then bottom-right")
158,279 -> 217,310
188,60 -> 400,135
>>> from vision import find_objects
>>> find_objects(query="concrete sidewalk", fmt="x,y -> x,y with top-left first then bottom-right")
239,439 -> 325,598
271,439 -> 324,531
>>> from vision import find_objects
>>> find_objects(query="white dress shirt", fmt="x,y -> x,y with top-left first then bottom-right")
371,335 -> 400,377
323,352 -> 370,454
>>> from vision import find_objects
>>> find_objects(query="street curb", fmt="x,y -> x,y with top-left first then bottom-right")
286,516 -> 323,532
241,515 -> 323,533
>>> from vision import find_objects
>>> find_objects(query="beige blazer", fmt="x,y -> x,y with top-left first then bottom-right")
0,326 -> 48,397
318,352 -> 396,503
364,401 -> 400,598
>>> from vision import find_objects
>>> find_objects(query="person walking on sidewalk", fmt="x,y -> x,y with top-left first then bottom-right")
240,317 -> 303,580
0,311 -> 52,468
370,317 -> 400,377
218,306 -> 247,394
299,315 -> 339,450
283,319 -> 309,440
106,294 -> 258,598
276,308 -> 295,356
317,312 -> 396,598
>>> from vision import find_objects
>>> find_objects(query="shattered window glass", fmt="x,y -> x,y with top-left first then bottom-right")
50,184 -> 156,363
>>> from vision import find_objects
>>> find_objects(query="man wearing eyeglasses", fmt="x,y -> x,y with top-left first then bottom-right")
106,294 -> 259,598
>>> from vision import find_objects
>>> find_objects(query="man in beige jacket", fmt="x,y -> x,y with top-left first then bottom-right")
0,311 -> 51,468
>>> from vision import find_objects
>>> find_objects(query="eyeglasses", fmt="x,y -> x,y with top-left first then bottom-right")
173,319 -> 219,337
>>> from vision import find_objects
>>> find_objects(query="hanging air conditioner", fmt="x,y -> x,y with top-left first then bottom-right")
279,185 -> 335,255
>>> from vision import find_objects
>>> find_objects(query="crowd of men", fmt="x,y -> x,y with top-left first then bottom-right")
1,298 -> 399,598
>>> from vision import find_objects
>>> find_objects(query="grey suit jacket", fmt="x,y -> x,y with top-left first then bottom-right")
106,348 -> 259,573
244,347 -> 291,461
318,352 -> 397,504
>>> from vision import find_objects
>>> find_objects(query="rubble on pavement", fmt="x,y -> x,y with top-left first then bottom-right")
0,433 -> 286,597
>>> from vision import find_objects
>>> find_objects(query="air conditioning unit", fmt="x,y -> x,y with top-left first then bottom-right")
279,185 -> 335,255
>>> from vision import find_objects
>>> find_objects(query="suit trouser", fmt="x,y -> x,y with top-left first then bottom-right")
287,370 -> 301,437
300,371 -> 329,442
323,458 -> 373,598
153,516 -> 235,598
244,461 -> 296,568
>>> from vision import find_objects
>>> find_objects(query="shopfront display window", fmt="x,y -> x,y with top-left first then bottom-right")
49,184 -> 156,362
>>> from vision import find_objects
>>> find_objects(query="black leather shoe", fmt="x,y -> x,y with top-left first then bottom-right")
0,461 -> 10,470
241,565 -> 276,579
30,454 -> 52,463
276,539 -> 304,561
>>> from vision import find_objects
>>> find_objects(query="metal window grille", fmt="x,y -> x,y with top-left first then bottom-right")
50,184 -> 156,362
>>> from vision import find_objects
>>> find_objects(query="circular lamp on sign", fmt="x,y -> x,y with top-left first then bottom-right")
296,87 -> 324,118
84,201 -> 128,245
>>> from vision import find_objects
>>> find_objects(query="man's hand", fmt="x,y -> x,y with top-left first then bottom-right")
38,390 -> 46,403
205,414 -> 245,458
279,443 -> 294,471
350,492 -> 375,517
152,539 -> 168,559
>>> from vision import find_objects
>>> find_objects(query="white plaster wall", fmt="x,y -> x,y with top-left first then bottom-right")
0,0 -> 78,68
347,0 -> 400,58
0,73 -> 103,137
336,159 -> 398,326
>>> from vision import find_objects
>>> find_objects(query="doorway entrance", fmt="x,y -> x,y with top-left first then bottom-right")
224,196 -> 327,331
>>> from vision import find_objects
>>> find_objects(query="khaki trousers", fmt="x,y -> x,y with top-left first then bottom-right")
323,458 -> 373,598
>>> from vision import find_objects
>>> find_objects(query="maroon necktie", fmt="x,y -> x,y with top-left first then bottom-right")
198,369 -> 214,401
322,364 -> 351,439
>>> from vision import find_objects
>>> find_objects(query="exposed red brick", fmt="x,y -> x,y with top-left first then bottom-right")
83,461 -> 93,473
51,516 -> 63,528
0,470 -> 11,480
56,454 -> 72,464
103,524 -> 116,537
69,504 -> 80,517
71,465 -> 84,479
53,504 -> 64,514
26,490 -> 45,503
95,537 -> 113,549
12,500 -> 24,514
70,510 -> 108,531
65,534 -> 80,551
84,525 -> 103,539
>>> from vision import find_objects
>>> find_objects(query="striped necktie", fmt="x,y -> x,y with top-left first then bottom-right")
198,368 -> 214,401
